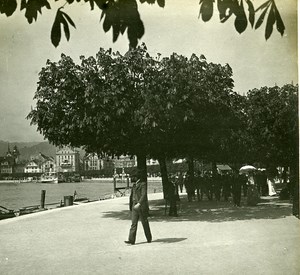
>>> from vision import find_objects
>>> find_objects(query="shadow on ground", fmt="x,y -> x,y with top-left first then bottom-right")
102,195 -> 294,222
133,238 -> 187,246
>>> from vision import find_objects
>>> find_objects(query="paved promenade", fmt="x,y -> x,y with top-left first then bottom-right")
0,193 -> 299,275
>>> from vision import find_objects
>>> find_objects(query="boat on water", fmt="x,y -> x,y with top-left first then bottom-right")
40,172 -> 58,184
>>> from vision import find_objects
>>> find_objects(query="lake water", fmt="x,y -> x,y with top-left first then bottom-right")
0,179 -> 163,210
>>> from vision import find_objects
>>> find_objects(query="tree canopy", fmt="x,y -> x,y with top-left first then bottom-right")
245,84 -> 298,169
27,44 -> 239,178
0,0 -> 285,48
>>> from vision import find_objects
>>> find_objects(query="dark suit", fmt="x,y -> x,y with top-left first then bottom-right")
128,181 -> 152,244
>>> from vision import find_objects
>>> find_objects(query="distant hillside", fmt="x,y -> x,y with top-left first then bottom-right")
0,140 -> 86,160
0,140 -> 41,157
19,142 -> 58,160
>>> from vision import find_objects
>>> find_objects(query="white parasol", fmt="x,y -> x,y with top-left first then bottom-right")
239,165 -> 257,174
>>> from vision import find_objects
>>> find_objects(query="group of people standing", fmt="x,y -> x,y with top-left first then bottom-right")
168,169 -> 276,208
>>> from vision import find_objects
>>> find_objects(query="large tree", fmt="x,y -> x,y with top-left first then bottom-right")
27,45 -> 155,180
135,52 -> 236,192
27,44 -> 237,195
245,84 -> 298,215
246,84 -> 298,170
0,0 -> 285,48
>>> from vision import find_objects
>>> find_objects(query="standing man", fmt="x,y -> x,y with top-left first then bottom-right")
125,176 -> 152,245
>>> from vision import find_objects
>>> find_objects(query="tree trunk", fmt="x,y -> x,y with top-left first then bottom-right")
187,156 -> 195,182
136,153 -> 147,182
158,155 -> 170,199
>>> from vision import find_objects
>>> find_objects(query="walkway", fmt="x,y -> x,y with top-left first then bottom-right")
0,193 -> 299,275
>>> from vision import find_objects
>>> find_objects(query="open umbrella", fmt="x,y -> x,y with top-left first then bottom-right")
239,165 -> 257,174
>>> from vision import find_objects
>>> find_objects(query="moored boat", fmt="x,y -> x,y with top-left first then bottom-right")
40,172 -> 58,184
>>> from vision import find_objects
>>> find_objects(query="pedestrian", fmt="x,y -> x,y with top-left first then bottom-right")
125,175 -> 152,245
246,172 -> 260,206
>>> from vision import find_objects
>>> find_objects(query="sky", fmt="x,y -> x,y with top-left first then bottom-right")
0,0 -> 298,142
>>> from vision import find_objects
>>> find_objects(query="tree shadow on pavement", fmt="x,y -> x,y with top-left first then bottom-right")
102,195 -> 294,222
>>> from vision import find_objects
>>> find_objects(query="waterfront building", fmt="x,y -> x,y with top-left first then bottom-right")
0,144 -> 20,174
0,157 -> 15,174
83,153 -> 103,171
56,147 -> 80,173
24,160 -> 42,173
113,155 -> 136,168
28,152 -> 56,173
41,156 -> 56,173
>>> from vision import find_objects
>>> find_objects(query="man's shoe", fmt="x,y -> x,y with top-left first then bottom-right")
147,239 -> 152,243
124,241 -> 134,245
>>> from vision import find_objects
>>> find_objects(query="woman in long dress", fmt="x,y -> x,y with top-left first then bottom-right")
267,177 -> 277,196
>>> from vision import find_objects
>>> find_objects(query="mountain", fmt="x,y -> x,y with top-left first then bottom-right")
0,141 -> 40,156
18,142 -> 58,160
0,140 -> 86,161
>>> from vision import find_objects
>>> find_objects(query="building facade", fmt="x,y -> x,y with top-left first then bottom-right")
83,153 -> 103,171
24,160 -> 42,173
0,144 -> 20,174
56,147 -> 80,173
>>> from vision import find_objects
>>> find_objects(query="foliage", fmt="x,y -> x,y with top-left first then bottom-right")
246,84 -> 298,167
27,44 -> 238,170
140,52 -> 236,163
0,0 -> 285,48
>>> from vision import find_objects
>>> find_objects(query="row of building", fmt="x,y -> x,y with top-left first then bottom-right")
0,145 -> 161,176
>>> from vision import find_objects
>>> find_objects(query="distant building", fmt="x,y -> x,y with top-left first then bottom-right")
56,147 -> 80,173
24,160 -> 42,173
0,157 -> 14,174
0,144 -> 19,174
27,152 -> 56,173
83,153 -> 103,171
41,156 -> 56,173
113,155 -> 136,168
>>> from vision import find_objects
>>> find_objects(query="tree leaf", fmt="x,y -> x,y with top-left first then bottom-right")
23,0 -> 51,24
157,0 -> 165,8
217,0 -> 233,23
255,0 -> 271,12
199,0 -> 214,22
113,23 -> 120,42
103,13 -> 112,32
51,10 -> 62,47
21,0 -> 26,11
274,3 -> 285,36
61,16 -> 71,41
234,0 -> 247,34
265,5 -> 275,40
61,11 -> 76,28
255,2 -> 270,30
0,0 -> 17,16
245,0 -> 255,27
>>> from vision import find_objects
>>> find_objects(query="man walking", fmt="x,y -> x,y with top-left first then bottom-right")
125,176 -> 152,245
